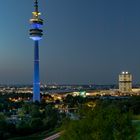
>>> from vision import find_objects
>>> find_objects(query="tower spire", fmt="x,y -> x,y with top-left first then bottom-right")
34,0 -> 38,13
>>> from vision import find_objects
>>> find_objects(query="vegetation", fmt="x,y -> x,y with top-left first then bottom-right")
0,100 -> 63,139
8,129 -> 59,140
60,100 -> 136,140
0,94 -> 140,139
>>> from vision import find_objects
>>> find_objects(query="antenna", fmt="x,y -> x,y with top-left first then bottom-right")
34,0 -> 38,13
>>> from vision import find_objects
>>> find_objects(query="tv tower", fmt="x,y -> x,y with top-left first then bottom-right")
29,0 -> 43,102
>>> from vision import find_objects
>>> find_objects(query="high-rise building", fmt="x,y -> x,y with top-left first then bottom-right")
119,71 -> 132,92
29,0 -> 43,102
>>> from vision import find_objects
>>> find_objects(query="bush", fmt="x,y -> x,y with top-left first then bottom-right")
60,103 -> 135,140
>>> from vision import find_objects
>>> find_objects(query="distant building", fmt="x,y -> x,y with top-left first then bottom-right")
119,71 -> 132,92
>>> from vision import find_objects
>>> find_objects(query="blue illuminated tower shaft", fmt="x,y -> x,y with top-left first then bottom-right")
30,0 -> 43,102
33,40 -> 40,102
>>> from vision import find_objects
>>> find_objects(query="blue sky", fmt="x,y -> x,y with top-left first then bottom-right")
0,0 -> 140,84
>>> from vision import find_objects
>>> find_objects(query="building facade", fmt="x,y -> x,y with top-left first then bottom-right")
119,71 -> 132,92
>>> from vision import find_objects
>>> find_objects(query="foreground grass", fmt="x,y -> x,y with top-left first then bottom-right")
132,115 -> 140,140
8,129 -> 59,140
133,115 -> 140,120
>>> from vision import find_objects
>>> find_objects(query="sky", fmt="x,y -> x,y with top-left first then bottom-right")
0,0 -> 140,85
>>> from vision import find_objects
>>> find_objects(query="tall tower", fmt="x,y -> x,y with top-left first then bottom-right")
119,71 -> 132,92
29,0 -> 43,102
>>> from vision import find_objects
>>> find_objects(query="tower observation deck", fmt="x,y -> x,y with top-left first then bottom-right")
29,0 -> 44,102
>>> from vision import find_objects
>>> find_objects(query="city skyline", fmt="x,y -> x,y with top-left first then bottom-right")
0,0 -> 140,84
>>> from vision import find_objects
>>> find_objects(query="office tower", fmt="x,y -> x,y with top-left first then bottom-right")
119,71 -> 132,92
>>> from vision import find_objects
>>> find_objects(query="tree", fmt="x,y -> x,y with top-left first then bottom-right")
16,120 -> 31,135
30,104 -> 41,118
43,104 -> 59,130
64,95 -> 85,108
60,102 -> 135,140
0,113 -> 12,139
30,118 -> 43,132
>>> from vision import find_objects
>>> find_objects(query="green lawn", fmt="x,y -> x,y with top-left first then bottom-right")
132,115 -> 140,140
133,115 -> 140,120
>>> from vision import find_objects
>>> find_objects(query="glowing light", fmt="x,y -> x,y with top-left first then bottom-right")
122,71 -> 129,74
30,19 -> 43,23
32,12 -> 41,16
30,36 -> 42,41
31,23 -> 42,29
122,72 -> 125,74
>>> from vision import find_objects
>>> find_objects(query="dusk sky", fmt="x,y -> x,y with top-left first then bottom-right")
0,0 -> 140,84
